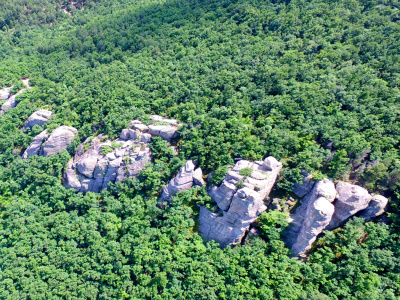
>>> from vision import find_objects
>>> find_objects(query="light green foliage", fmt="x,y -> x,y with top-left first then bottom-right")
210,165 -> 229,186
111,142 -> 123,149
101,145 -> 113,155
239,167 -> 253,177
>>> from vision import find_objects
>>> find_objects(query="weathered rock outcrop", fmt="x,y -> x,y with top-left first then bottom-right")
130,115 -> 182,142
287,179 -> 389,257
358,195 -> 388,221
0,89 -> 26,115
22,126 -> 78,158
193,168 -> 205,187
293,170 -> 314,197
286,179 -> 336,257
64,133 -> 152,193
0,87 -> 11,100
159,160 -> 196,203
63,115 -> 182,193
23,109 -> 53,130
327,181 -> 372,229
22,130 -> 49,159
199,157 -> 282,247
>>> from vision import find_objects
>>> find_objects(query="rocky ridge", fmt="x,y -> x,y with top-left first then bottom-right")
64,116 -> 182,193
286,177 -> 389,257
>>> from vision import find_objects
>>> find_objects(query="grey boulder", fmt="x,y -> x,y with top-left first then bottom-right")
0,87 -> 11,100
193,168 -> 205,187
327,181 -> 372,229
293,170 -> 314,197
22,130 -> 49,158
286,178 -> 336,257
23,109 -> 53,130
42,126 -> 78,157
358,195 -> 388,221
199,156 -> 282,247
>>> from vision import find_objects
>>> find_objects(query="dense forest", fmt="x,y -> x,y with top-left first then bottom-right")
0,0 -> 399,298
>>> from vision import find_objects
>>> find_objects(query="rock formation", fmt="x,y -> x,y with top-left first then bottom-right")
22,126 -> 78,158
0,89 -> 27,115
130,115 -> 182,142
0,87 -> 11,100
199,157 -> 282,247
193,168 -> 205,187
293,170 -> 314,197
287,178 -> 389,257
159,160 -> 196,203
327,182 -> 372,229
63,115 -> 182,193
358,195 -> 388,221
64,134 -> 152,193
286,179 -> 336,257
23,109 -> 53,130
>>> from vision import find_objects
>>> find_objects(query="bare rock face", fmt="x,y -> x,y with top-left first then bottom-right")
0,87 -> 11,100
130,116 -> 182,142
42,126 -> 78,157
0,89 -> 26,115
159,160 -> 196,203
286,178 -> 389,257
293,170 -> 314,197
358,195 -> 388,221
64,134 -> 152,193
22,126 -> 78,159
199,156 -> 282,247
22,130 -> 49,159
193,168 -> 205,187
286,178 -> 336,257
327,182 -> 372,229
23,109 -> 53,130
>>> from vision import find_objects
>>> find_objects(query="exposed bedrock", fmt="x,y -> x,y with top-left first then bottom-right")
293,170 -> 314,197
0,89 -> 27,115
23,109 -> 53,130
327,181 -> 372,229
159,160 -> 196,203
64,115 -> 182,193
0,87 -> 11,100
64,133 -> 152,193
199,156 -> 283,247
286,179 -> 336,257
287,178 -> 389,257
130,116 -> 182,142
22,125 -> 78,159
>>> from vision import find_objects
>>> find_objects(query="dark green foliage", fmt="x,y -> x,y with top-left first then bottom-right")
210,165 -> 229,186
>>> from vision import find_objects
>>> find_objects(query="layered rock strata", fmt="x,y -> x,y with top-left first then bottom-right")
23,109 -> 53,130
22,126 -> 78,158
64,133 -> 152,193
63,115 -> 182,193
199,157 -> 283,247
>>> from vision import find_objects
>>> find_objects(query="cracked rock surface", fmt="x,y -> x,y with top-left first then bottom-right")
199,156 -> 282,247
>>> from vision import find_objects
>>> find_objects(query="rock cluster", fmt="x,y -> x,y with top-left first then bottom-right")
130,115 -> 182,142
23,109 -> 53,130
286,178 -> 388,257
64,134 -> 152,193
63,115 -> 181,193
199,157 -> 282,247
22,126 -> 78,159
0,89 -> 27,115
